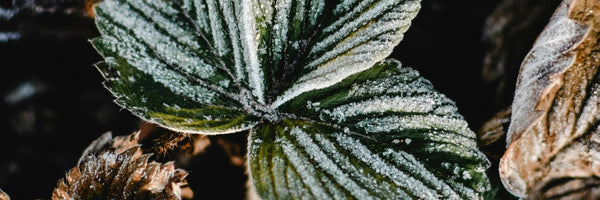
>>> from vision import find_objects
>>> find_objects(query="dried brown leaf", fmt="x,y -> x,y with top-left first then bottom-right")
500,0 -> 600,197
526,177 -> 600,200
478,107 -> 512,147
0,188 -> 9,200
482,0 -> 561,108
52,131 -> 188,200
478,107 -> 511,162
152,132 -> 191,157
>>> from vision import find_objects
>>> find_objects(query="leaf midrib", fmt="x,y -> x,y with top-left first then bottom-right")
100,1 -> 281,120
99,0 -> 419,125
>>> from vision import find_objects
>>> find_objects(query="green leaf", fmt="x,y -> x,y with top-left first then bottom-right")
249,60 -> 490,199
92,0 -> 491,198
92,0 -> 420,133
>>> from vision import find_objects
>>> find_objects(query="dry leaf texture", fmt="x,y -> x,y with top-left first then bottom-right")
478,107 -> 511,147
482,0 -> 561,108
52,132 -> 188,200
500,0 -> 600,197
526,177 -> 600,199
0,189 -> 9,200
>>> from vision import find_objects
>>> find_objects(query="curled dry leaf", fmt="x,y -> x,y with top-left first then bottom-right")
0,188 -> 9,200
53,132 -> 188,200
77,131 -> 140,166
151,131 -> 192,157
477,107 -> 511,162
500,0 -> 600,197
482,0 -> 561,108
526,177 -> 600,199
478,107 -> 512,147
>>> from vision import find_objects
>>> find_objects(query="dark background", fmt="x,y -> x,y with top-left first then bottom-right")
0,0 -> 558,199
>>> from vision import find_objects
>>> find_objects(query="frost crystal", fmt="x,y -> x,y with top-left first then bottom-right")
93,0 -> 490,199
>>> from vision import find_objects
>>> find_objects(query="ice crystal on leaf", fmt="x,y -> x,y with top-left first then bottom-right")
92,0 -> 490,199
501,0 -> 600,198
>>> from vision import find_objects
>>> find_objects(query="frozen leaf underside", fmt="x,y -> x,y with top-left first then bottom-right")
500,0 -> 600,198
92,0 -> 490,199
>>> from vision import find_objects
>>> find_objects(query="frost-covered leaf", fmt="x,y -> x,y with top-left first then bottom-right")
481,0 -> 561,108
92,0 -> 420,134
500,0 -> 600,197
249,60 -> 490,199
92,0 -> 492,198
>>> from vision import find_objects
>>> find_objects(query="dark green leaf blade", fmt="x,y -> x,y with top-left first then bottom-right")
270,0 -> 421,107
92,0 -> 264,134
92,0 -> 421,133
94,59 -> 258,134
250,60 -> 491,199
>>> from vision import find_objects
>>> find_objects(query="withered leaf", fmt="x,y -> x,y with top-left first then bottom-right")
482,0 -> 561,109
527,177 -> 600,200
478,107 -> 511,163
478,107 -> 512,148
53,132 -> 188,200
0,188 -> 9,200
500,0 -> 600,197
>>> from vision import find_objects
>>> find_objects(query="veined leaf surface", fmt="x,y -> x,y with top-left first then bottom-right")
250,60 -> 490,199
500,0 -> 600,198
93,0 -> 420,134
92,0 -> 491,199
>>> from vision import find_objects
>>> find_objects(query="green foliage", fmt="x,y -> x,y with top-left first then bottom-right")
92,0 -> 491,199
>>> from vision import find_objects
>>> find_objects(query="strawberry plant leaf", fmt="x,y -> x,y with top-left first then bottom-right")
249,60 -> 490,199
92,0 -> 491,199
92,0 -> 422,134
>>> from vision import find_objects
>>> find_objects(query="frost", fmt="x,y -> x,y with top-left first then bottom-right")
462,171 -> 472,180
287,127 -> 372,199
270,0 -> 420,108
102,1 -> 217,79
94,0 -> 490,199
96,34 -> 217,104
239,0 -> 266,104
172,104 -> 181,110
327,96 -> 436,123
355,115 -> 475,140
501,0 -> 600,197
219,80 -> 230,88
335,133 -> 436,199
383,150 -> 460,199
507,0 -> 589,143
279,132 -> 330,199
